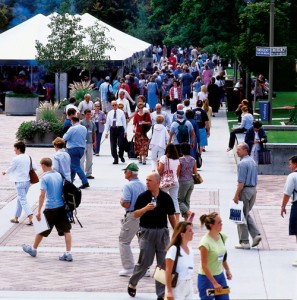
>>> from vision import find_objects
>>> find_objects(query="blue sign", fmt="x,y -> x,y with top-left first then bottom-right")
256,47 -> 271,57
256,46 -> 287,57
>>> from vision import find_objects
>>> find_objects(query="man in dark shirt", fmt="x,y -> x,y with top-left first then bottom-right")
63,108 -> 77,134
128,172 -> 176,300
192,100 -> 210,154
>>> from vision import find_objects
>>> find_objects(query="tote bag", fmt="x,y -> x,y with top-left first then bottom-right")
160,157 -> 175,189
229,201 -> 246,224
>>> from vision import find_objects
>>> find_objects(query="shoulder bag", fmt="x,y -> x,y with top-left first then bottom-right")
160,157 -> 175,189
141,113 -> 152,136
107,84 -> 115,102
153,245 -> 179,287
29,156 -> 39,184
193,172 -> 203,184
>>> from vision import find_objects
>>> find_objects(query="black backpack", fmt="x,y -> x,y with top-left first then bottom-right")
62,179 -> 83,227
176,120 -> 189,144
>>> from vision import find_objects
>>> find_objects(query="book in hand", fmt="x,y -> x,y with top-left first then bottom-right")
206,286 -> 230,296
32,213 -> 50,234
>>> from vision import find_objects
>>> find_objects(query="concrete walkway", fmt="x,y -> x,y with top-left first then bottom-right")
0,106 -> 296,300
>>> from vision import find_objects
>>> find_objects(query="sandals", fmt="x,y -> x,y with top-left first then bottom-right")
10,218 -> 19,224
26,222 -> 33,226
127,284 -> 136,297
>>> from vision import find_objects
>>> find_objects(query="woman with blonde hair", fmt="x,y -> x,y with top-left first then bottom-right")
202,98 -> 213,128
197,85 -> 208,102
165,221 -> 194,300
198,212 -> 232,300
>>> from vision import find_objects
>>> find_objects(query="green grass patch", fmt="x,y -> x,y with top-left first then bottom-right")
266,130 -> 297,143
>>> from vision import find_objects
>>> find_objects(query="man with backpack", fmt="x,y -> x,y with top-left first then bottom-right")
169,110 -> 195,151
22,158 -> 73,262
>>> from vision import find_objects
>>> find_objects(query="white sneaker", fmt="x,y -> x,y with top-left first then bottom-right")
118,268 -> 134,276
235,243 -> 251,250
144,268 -> 150,277
252,235 -> 262,247
292,261 -> 297,267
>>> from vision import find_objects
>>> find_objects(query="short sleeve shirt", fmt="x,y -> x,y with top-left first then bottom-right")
134,190 -> 175,228
80,119 -> 97,144
170,120 -> 193,145
284,171 -> 297,201
159,155 -> 180,182
166,245 -> 194,280
40,171 -> 64,209
192,108 -> 208,128
198,232 -> 227,276
122,178 -> 146,212
238,155 -> 258,186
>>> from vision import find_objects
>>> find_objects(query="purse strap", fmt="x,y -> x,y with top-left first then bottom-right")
172,245 -> 180,274
29,156 -> 33,171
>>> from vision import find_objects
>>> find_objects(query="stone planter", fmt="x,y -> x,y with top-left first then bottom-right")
5,96 -> 39,116
24,132 -> 57,147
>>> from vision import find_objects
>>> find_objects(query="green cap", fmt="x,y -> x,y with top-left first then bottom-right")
122,162 -> 139,172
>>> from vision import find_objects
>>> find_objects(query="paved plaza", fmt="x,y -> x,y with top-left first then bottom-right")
0,106 -> 296,300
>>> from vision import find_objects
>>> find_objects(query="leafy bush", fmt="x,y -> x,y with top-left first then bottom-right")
5,83 -> 39,98
69,80 -> 94,102
289,105 -> 297,125
16,120 -> 63,140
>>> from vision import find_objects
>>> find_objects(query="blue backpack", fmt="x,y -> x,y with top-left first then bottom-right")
176,120 -> 189,143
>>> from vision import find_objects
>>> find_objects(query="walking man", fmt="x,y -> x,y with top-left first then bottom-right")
22,158 -> 73,261
63,117 -> 89,189
233,142 -> 261,250
128,173 -> 176,299
119,163 -> 146,276
104,101 -> 127,164
80,109 -> 97,179
281,156 -> 297,266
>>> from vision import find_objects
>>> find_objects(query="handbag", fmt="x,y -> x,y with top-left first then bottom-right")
141,113 -> 152,136
193,172 -> 203,184
229,200 -> 246,224
29,156 -> 39,184
160,158 -> 175,189
153,245 -> 179,287
128,136 -> 137,159
258,144 -> 271,165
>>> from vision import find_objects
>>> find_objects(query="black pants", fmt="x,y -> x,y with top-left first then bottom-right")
170,98 -> 179,114
110,126 -> 125,162
228,127 -> 246,149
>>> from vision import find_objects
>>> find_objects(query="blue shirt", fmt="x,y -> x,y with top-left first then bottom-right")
122,178 -> 146,212
99,82 -> 113,102
41,171 -> 64,209
63,123 -> 87,149
52,149 -> 71,181
238,155 -> 258,186
170,119 -> 193,145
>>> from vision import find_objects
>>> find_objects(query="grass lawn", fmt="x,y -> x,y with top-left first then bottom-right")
266,130 -> 297,143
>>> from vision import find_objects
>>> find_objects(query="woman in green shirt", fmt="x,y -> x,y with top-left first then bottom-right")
198,212 -> 232,299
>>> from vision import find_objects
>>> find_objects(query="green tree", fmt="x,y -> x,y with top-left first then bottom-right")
35,13 -> 85,101
80,20 -> 115,79
0,4 -> 11,31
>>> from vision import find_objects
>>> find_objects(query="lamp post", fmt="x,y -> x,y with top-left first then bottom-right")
268,0 -> 275,124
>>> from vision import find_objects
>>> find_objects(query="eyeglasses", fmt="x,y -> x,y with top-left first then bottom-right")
112,104 -> 117,107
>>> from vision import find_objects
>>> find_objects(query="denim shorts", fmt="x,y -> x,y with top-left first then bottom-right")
198,272 -> 229,300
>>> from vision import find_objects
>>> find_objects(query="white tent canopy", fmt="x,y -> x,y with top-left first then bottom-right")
0,13 -> 152,63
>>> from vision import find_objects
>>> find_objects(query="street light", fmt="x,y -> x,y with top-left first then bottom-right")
268,0 -> 275,124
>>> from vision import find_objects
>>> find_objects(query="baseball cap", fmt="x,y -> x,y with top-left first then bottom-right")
122,162 -> 139,172
176,110 -> 184,116
105,76 -> 110,81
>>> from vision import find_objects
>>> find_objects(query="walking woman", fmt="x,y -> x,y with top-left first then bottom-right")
133,102 -> 152,165
92,102 -> 106,156
169,80 -> 182,114
2,141 -> 36,225
158,143 -> 181,221
178,143 -> 197,222
165,221 -> 195,300
198,212 -> 232,300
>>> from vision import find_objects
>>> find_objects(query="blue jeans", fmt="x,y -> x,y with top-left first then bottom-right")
15,181 -> 32,217
198,273 -> 229,300
68,147 -> 88,184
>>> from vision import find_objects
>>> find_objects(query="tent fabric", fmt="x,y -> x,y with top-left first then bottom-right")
0,13 -> 152,63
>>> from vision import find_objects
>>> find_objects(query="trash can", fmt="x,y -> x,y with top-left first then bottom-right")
259,100 -> 270,122
226,87 -> 240,111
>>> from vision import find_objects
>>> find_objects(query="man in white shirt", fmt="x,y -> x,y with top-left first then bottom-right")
78,94 -> 94,118
150,103 -> 171,131
116,91 -> 131,121
104,101 -> 127,164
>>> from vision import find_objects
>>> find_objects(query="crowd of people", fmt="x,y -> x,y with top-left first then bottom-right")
4,47 -> 296,300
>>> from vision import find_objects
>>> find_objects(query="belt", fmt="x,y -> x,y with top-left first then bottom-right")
292,201 -> 297,205
111,126 -> 123,128
124,211 -> 134,216
244,186 -> 255,187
